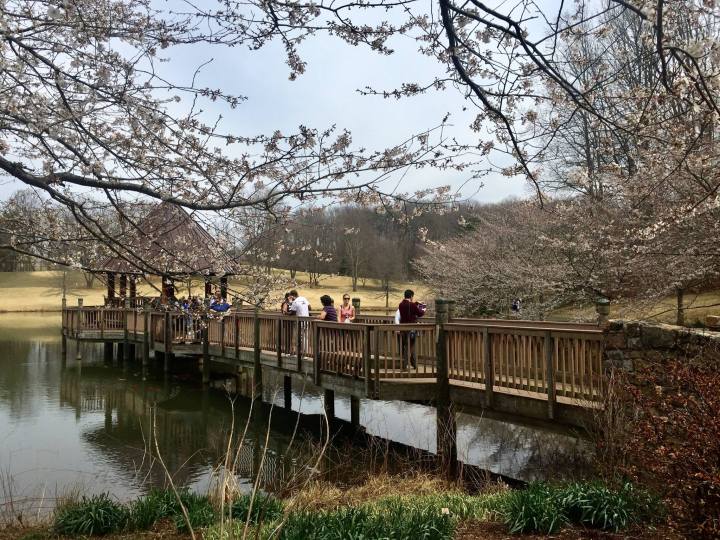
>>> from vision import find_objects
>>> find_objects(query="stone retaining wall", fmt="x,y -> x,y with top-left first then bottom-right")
604,320 -> 720,371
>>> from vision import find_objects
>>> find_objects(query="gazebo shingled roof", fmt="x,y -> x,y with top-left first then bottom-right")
100,202 -> 237,276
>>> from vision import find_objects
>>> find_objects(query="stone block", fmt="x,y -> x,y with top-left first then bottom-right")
641,325 -> 675,349
627,337 -> 641,349
605,332 -> 626,349
625,321 -> 641,338
604,350 -> 625,370
706,315 -> 720,329
607,320 -> 624,332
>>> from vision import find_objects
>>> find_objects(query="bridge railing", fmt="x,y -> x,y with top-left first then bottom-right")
61,306 -> 605,404
444,323 -> 603,403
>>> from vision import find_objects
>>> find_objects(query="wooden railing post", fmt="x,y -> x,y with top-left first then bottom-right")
483,327 -> 493,408
202,316 -> 210,385
253,308 -> 262,399
142,302 -> 150,372
100,304 -> 105,339
77,298 -> 84,332
276,318 -> 283,367
123,298 -> 131,363
313,322 -> 321,385
235,314 -> 240,360
296,319 -> 302,372
435,298 -> 457,479
163,310 -> 171,373
363,325 -> 372,398
220,316 -> 226,358
545,330 -> 556,420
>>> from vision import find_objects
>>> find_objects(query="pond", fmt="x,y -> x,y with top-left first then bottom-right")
0,313 -> 590,518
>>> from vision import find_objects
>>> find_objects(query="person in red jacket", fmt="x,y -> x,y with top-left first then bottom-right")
398,289 -> 426,368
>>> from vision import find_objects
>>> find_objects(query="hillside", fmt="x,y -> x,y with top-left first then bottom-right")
0,270 -> 430,313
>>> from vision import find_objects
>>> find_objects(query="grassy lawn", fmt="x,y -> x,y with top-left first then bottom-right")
0,270 -> 431,313
550,289 -> 720,325
3,270 -> 718,324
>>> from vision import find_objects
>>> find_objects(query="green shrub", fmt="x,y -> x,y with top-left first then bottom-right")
278,501 -> 455,540
498,481 -> 659,535
557,481 -> 658,532
173,491 -> 216,532
129,487 -> 216,532
499,483 -> 566,535
53,493 -> 129,536
230,493 -> 285,525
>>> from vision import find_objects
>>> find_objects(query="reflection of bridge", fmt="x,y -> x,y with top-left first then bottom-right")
62,303 -> 606,472
59,367 -> 303,490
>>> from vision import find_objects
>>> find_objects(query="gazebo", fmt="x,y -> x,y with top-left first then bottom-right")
98,202 -> 237,305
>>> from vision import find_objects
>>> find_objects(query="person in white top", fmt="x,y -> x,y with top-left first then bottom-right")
288,289 -> 310,317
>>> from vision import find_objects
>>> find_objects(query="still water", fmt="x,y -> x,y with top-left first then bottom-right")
0,314 -> 589,516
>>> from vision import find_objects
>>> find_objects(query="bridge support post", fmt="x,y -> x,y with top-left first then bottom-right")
61,335 -> 67,367
350,395 -> 360,427
253,307 -> 263,401
435,298 -> 457,479
323,389 -> 335,421
283,375 -> 292,410
202,319 -> 210,386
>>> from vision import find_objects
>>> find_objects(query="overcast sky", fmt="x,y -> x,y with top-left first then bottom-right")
0,1 -> 531,204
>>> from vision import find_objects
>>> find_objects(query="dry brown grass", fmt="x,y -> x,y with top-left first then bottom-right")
0,270 -> 430,313
286,472 -> 457,512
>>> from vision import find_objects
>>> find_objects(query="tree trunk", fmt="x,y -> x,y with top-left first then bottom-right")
676,287 -> 685,327
83,271 -> 95,288
352,274 -> 358,292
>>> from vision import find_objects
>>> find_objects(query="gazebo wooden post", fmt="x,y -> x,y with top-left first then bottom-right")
129,275 -> 137,299
106,272 -> 115,304
119,273 -> 128,298
204,274 -> 213,299
220,275 -> 228,300
162,276 -> 174,304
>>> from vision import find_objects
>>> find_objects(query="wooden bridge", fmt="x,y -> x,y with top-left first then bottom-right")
61,302 -> 605,433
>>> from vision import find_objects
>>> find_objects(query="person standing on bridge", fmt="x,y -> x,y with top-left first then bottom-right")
398,289 -> 426,369
288,290 -> 311,356
339,294 -> 355,323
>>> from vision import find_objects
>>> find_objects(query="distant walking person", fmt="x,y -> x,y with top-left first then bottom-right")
398,289 -> 426,369
317,295 -> 338,322
339,294 -> 356,323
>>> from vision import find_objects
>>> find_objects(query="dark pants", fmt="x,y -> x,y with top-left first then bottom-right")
400,330 -> 417,368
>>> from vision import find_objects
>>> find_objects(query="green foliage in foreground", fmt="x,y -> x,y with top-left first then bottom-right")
206,491 -> 496,540
230,493 -> 285,525
53,493 -> 129,536
497,481 -> 660,534
128,488 -> 216,532
51,481 -> 657,538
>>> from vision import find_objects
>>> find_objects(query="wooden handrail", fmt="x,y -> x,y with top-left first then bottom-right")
60,305 -> 606,404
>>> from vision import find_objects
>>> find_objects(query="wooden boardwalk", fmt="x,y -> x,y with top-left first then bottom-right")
61,306 -> 605,427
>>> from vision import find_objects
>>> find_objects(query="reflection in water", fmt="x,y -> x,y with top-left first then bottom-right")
0,314 -> 591,517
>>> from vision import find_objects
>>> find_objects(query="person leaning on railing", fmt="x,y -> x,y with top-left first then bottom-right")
317,295 -> 338,322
